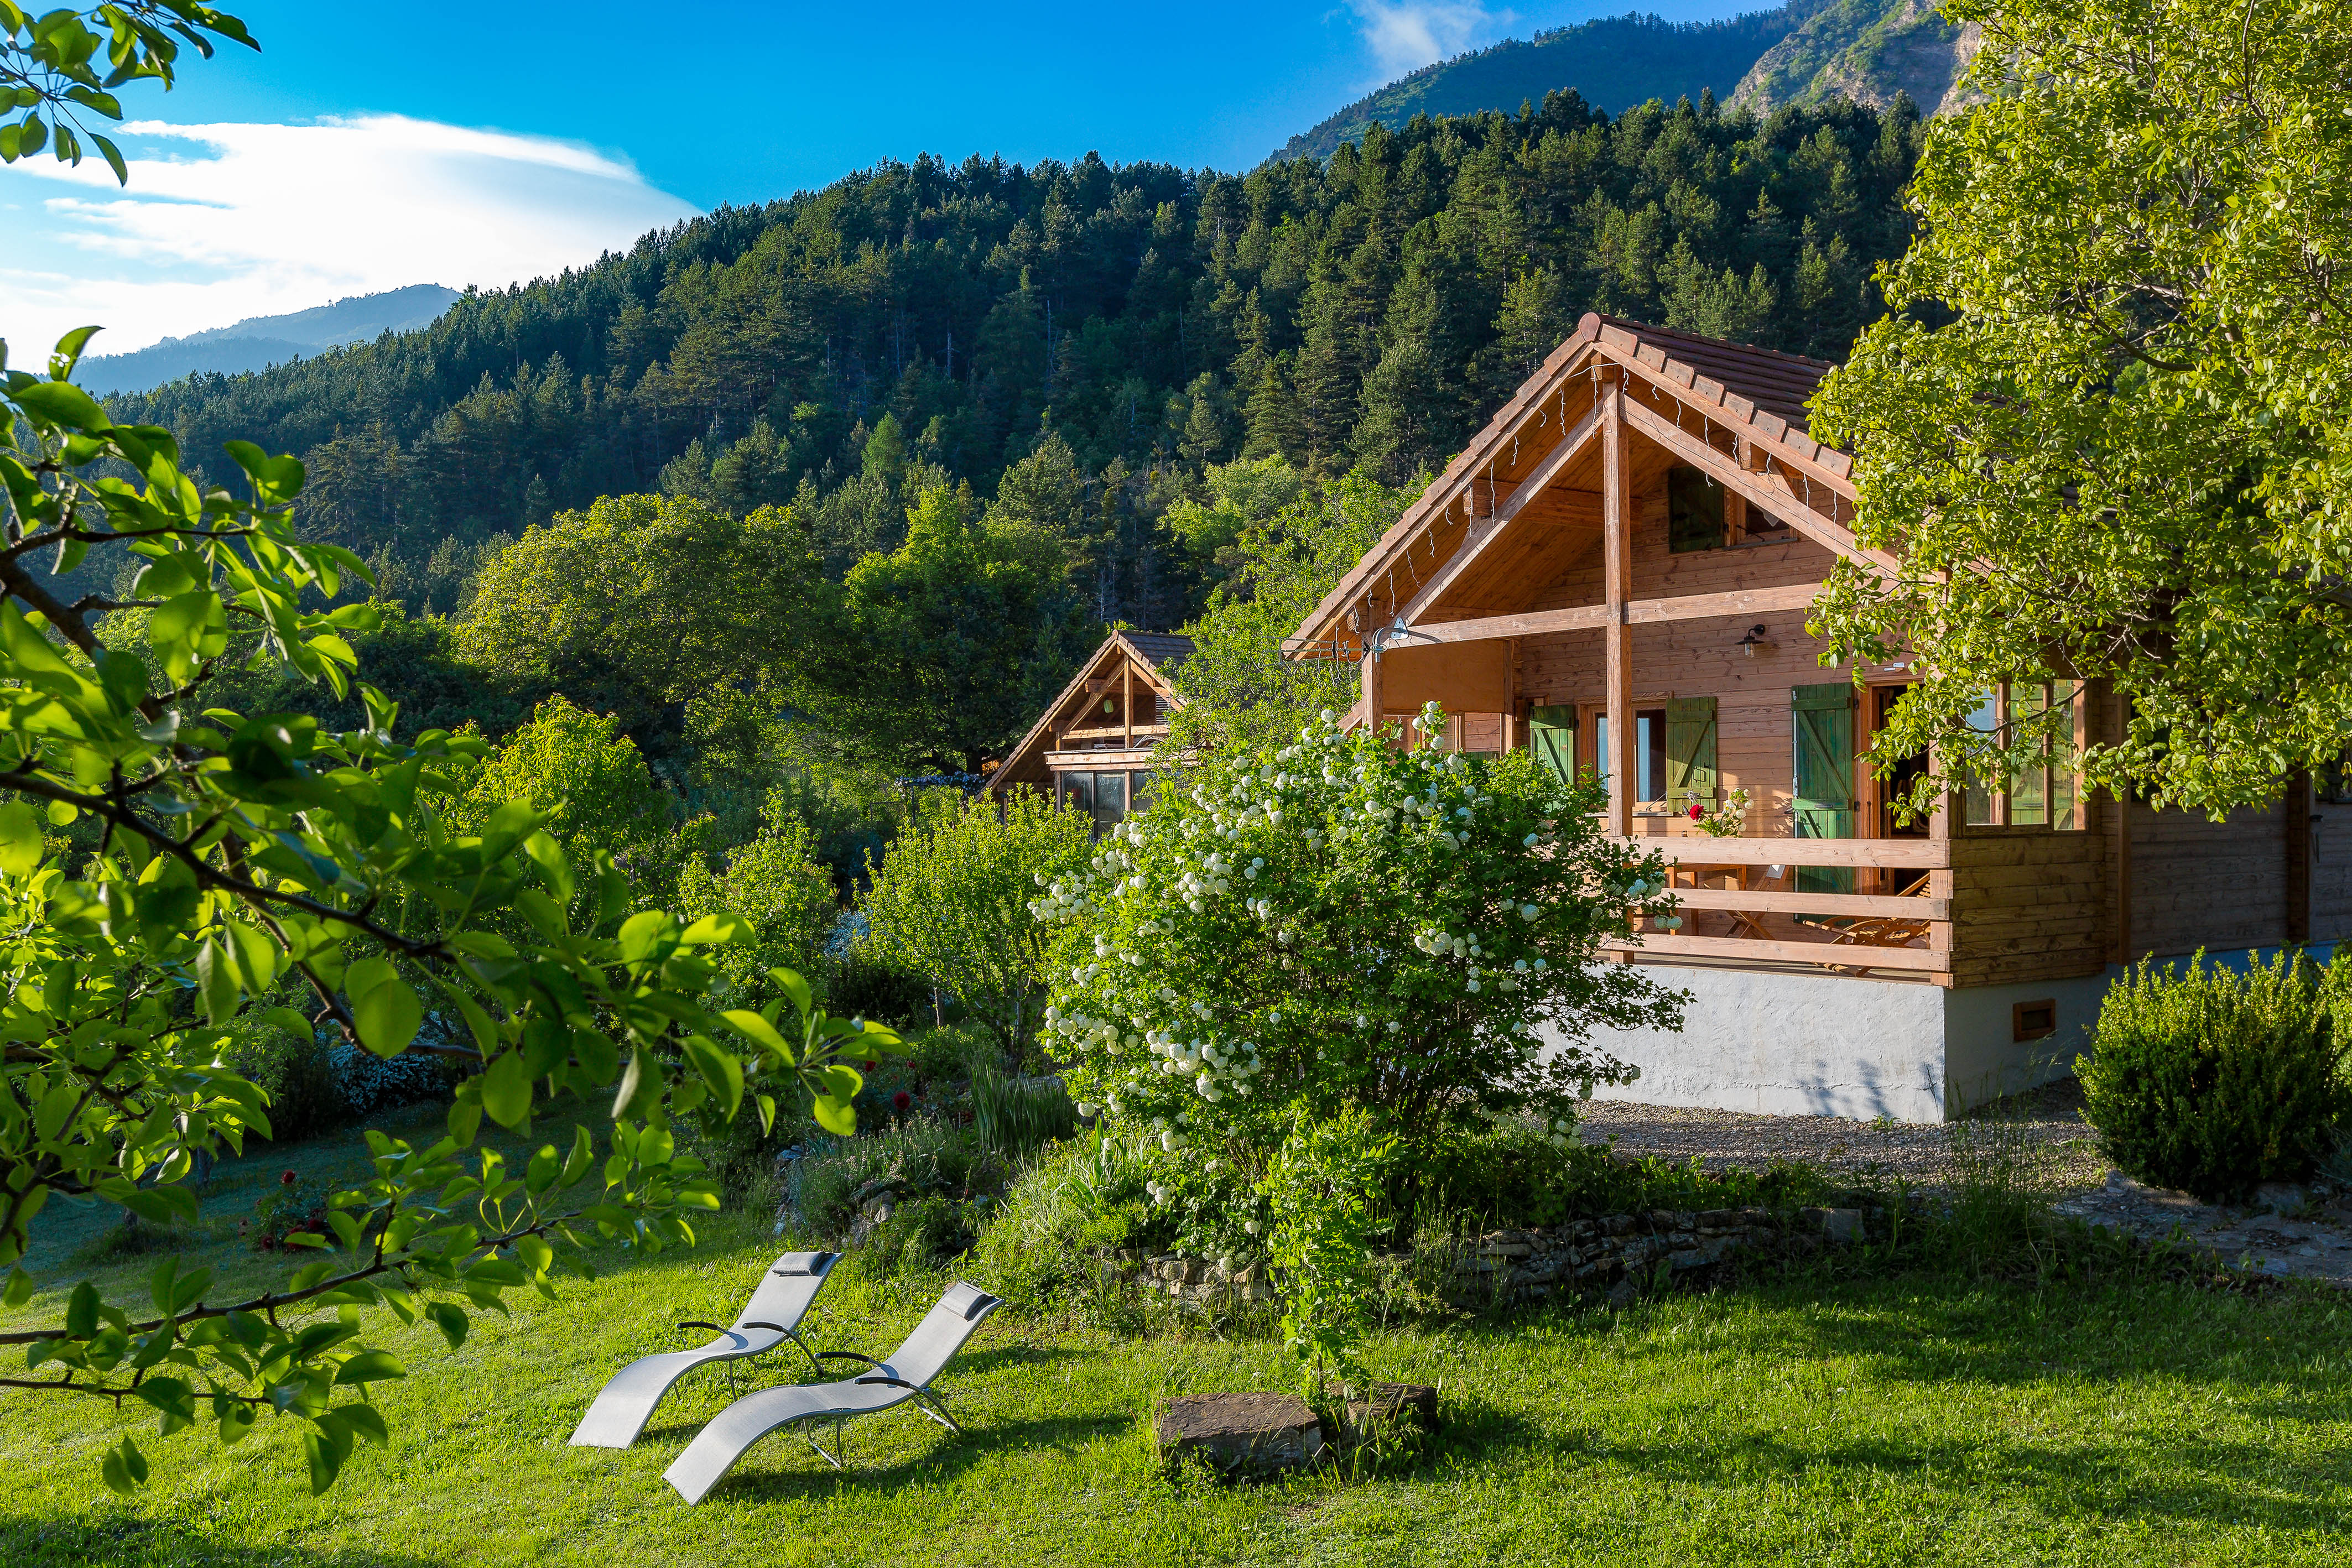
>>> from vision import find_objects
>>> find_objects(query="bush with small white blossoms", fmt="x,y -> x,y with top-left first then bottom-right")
1037,702 -> 1685,1260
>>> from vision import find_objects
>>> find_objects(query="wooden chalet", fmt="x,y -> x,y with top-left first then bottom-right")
1290,312 -> 2349,1121
987,631 -> 1190,834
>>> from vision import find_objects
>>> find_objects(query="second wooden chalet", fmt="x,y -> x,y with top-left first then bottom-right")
1290,313 -> 2349,1122
986,631 -> 1191,835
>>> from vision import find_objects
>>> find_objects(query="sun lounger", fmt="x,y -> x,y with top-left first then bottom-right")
569,1251 -> 839,1449
662,1280 -> 1002,1503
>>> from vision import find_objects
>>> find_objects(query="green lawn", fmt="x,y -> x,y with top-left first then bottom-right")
4,1117 -> 2348,1567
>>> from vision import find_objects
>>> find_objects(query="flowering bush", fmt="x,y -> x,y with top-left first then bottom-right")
1692,787 -> 1752,838
1035,702 -> 1684,1239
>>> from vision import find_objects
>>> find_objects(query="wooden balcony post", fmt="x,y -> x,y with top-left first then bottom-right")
1602,377 -> 1634,836
1122,659 -> 1133,748
1360,634 -> 1384,745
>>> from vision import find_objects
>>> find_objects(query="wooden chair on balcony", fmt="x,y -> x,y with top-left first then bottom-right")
1794,872 -> 1933,975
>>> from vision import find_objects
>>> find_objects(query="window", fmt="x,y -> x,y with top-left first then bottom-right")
1872,685 -> 1930,837
2013,999 -> 2057,1043
1057,770 -> 1128,838
1961,683 -> 2082,830
1591,709 -> 1669,804
1668,466 -> 1726,554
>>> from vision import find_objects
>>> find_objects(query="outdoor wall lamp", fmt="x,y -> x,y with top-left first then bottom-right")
1737,624 -> 1771,658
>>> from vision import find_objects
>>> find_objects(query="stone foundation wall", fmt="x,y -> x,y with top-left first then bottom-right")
1108,1205 -> 1870,1312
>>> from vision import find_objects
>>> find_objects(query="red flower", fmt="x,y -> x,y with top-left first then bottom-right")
281,1170 -> 298,1186
1688,803 -> 1704,821
892,1090 -> 913,1112
862,1060 -> 876,1072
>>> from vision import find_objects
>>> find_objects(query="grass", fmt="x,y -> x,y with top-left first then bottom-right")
3,1117 -> 2350,1567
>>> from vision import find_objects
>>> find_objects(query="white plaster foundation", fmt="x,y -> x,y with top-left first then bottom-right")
1549,961 -> 2115,1123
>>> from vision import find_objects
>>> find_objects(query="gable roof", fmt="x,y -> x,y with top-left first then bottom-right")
1290,312 -> 1862,654
985,629 -> 1193,796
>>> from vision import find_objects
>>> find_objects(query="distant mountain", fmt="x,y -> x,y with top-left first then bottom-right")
1273,4 -> 1827,163
1732,0 -> 1978,116
77,283 -> 462,396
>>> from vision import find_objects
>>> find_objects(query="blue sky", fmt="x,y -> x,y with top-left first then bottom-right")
2,0 -> 1757,355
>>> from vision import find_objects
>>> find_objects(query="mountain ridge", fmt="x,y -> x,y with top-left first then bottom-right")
77,283 -> 463,396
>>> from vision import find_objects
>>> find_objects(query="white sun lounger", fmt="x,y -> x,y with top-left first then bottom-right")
569,1250 -> 840,1449
662,1280 -> 1002,1503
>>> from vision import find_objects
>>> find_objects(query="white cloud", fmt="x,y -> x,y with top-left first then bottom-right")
1347,1 -> 1516,79
0,113 -> 699,359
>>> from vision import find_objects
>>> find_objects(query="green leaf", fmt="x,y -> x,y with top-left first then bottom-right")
2,1269 -> 30,1308
0,800 -> 43,878
424,1301 -> 469,1350
479,1049 -> 532,1130
811,1091 -> 857,1137
716,1008 -> 788,1059
195,936 -> 238,1025
65,1281 -> 98,1338
611,1049 -> 662,1120
680,1034 -> 743,1121
616,910 -> 670,963
521,830 -> 573,902
303,1428 -> 344,1494
11,378 -> 108,430
557,1123 -> 594,1188
334,1351 -> 406,1385
352,979 -> 422,1060
679,911 -> 751,947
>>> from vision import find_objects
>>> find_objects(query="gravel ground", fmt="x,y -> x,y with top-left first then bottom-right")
1578,1081 -> 2352,1285
1576,1079 -> 2112,1192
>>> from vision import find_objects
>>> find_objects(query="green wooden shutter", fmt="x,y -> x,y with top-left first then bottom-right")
1665,696 -> 1718,813
1529,705 -> 1577,787
1792,684 -> 1856,894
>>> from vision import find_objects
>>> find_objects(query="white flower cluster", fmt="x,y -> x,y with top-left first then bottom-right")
1142,1027 -> 1262,1101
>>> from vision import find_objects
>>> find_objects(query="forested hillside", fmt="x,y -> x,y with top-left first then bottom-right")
1274,6 -> 1820,162
110,93 -> 1925,644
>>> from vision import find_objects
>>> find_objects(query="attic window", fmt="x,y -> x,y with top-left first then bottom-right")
1668,466 -> 1726,554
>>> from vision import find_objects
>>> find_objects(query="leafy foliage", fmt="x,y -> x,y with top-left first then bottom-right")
1044,705 -> 1678,1185
0,2 -> 254,185
0,336 -> 906,1492
1812,0 -> 2352,811
2080,951 -> 2349,1202
1260,1108 -> 1393,1398
859,790 -> 1094,1057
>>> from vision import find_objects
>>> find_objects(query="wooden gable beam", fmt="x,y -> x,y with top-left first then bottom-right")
1294,341 -> 1602,650
1619,397 -> 1898,579
1396,398 -> 1604,624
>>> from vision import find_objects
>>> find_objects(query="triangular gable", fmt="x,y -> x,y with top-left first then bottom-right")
1291,314 -> 1875,655
986,631 -> 1191,796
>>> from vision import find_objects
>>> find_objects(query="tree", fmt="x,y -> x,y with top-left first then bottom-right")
675,800 -> 837,996
0,339 -> 905,1494
860,790 -> 1093,1058
449,696 -> 679,896
1161,454 -> 1306,592
818,483 -> 1095,773
1,2 -> 253,184
1164,469 -> 1406,759
1038,706 -> 1677,1379
456,493 -> 819,755
1811,0 -> 2352,813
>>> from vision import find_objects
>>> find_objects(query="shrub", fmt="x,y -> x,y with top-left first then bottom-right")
1040,702 -> 1680,1246
974,1127 -> 1155,1309
860,790 -> 1094,1056
675,806 -> 837,996
215,1014 -> 344,1144
972,1064 -> 1076,1157
824,928 -> 938,1030
784,1117 -> 1008,1241
2080,950 -> 2349,1202
327,1040 -> 451,1118
247,1171 -> 329,1252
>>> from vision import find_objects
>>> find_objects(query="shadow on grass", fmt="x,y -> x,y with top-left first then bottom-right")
0,1513 -> 454,1568
700,1411 -> 1134,1504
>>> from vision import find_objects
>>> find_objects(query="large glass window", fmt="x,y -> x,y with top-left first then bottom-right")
1961,684 -> 2081,830
1058,770 -> 1130,837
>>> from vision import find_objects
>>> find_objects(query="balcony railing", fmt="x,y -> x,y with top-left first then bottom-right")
1599,836 -> 1952,978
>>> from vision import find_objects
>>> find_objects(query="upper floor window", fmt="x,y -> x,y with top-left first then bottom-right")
1667,466 -> 1726,554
